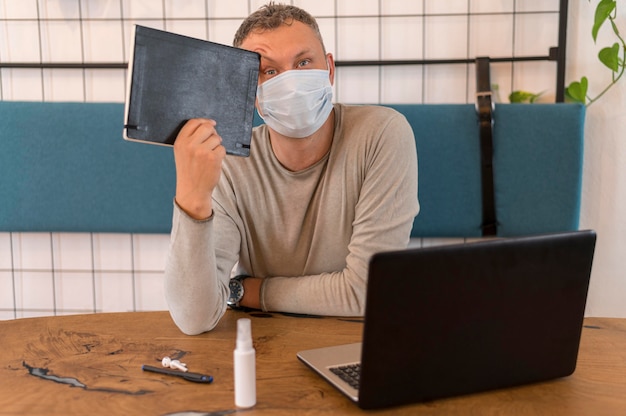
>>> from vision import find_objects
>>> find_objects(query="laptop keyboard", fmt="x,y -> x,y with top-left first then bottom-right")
329,363 -> 361,390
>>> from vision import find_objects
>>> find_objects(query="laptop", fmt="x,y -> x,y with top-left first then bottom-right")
297,230 -> 597,409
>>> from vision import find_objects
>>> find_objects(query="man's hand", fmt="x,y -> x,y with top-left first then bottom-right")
173,118 -> 226,220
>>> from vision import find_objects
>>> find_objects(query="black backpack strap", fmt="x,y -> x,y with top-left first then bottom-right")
475,57 -> 497,236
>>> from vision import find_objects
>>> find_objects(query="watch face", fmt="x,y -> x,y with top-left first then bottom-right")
228,278 -> 244,305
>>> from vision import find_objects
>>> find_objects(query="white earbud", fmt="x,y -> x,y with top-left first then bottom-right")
161,356 -> 188,372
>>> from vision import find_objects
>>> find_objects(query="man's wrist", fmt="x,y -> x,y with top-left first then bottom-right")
227,275 -> 249,309
174,197 -> 213,221
241,277 -> 263,310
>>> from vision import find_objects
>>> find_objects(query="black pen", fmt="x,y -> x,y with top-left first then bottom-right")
142,365 -> 213,383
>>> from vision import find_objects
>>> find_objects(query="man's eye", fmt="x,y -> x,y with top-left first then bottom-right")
297,60 -> 310,68
264,69 -> 277,75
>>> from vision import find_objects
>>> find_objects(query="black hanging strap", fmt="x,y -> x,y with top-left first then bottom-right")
475,57 -> 497,236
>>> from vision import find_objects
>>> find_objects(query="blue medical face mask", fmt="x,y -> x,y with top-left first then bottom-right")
256,68 -> 333,138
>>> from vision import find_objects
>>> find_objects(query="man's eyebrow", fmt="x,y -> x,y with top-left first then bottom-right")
259,48 -> 315,65
293,48 -> 316,60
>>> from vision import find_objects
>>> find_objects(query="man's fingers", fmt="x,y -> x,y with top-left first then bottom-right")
176,118 -> 218,146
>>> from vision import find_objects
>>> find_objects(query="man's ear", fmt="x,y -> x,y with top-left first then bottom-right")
326,53 -> 335,86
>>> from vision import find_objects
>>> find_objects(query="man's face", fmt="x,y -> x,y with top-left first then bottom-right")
239,20 -> 334,86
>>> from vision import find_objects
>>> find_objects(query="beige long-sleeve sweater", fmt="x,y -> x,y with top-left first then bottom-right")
165,104 -> 419,334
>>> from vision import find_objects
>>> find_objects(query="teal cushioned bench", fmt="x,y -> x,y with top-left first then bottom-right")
0,101 -> 585,237
0,102 -> 174,233
386,104 -> 586,237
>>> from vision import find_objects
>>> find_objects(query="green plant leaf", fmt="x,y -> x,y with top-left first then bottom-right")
565,77 -> 588,104
598,43 -> 620,72
509,90 -> 538,103
593,0 -> 616,42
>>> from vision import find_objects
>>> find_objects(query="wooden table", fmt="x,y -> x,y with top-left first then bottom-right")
0,311 -> 624,415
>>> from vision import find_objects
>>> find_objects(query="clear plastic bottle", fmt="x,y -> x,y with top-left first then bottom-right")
234,318 -> 256,408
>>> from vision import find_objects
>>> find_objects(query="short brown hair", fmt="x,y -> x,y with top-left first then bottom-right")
233,2 -> 325,51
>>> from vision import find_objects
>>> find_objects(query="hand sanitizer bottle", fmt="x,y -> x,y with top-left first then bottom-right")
234,318 -> 256,408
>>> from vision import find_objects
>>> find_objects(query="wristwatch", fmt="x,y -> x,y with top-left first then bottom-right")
227,275 -> 249,309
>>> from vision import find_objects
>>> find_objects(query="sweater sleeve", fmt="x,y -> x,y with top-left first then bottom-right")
261,110 -> 419,316
163,202 -> 235,335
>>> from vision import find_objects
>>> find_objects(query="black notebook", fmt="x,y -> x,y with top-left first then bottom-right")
123,25 -> 260,157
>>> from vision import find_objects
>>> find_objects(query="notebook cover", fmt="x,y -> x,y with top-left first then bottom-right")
124,25 -> 260,157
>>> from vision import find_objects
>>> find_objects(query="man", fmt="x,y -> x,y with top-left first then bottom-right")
165,3 -> 419,335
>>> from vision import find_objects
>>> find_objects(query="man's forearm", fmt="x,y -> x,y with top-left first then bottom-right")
165,203 -> 227,334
